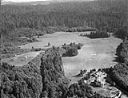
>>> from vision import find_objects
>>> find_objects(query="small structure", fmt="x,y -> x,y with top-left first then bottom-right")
48,42 -> 51,47
32,46 -> 34,49
32,46 -> 34,51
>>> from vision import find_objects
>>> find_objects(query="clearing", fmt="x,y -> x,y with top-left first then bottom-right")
3,32 -> 122,81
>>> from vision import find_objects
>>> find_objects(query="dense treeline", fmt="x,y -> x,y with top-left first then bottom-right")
108,31 -> 128,93
1,0 -> 127,37
40,47 -> 69,98
62,43 -> 83,57
65,27 -> 96,32
111,64 -> 128,91
114,26 -> 128,39
80,31 -> 110,38
67,81 -> 94,98
0,57 -> 43,98
0,47 -> 69,98
116,37 -> 128,63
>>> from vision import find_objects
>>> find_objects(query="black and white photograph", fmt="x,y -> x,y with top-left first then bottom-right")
0,0 -> 128,98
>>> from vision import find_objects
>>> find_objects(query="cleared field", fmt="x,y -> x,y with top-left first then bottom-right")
2,51 -> 43,66
63,36 -> 121,79
11,32 -> 122,81
20,32 -> 87,49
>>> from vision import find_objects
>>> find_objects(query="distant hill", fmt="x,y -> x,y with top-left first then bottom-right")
2,1 -> 51,5
1,0 -> 94,5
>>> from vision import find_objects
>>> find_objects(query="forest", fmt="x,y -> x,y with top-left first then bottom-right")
0,0 -> 128,97
80,31 -> 110,38
1,0 -> 127,38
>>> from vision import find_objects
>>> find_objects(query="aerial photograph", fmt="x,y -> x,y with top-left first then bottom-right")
0,0 -> 128,98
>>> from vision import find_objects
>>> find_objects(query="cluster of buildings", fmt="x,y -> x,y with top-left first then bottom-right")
84,70 -> 122,98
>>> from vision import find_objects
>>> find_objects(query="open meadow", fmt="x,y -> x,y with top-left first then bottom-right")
19,32 -> 122,81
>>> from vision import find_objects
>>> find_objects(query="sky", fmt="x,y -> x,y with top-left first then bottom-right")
4,0 -> 94,3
